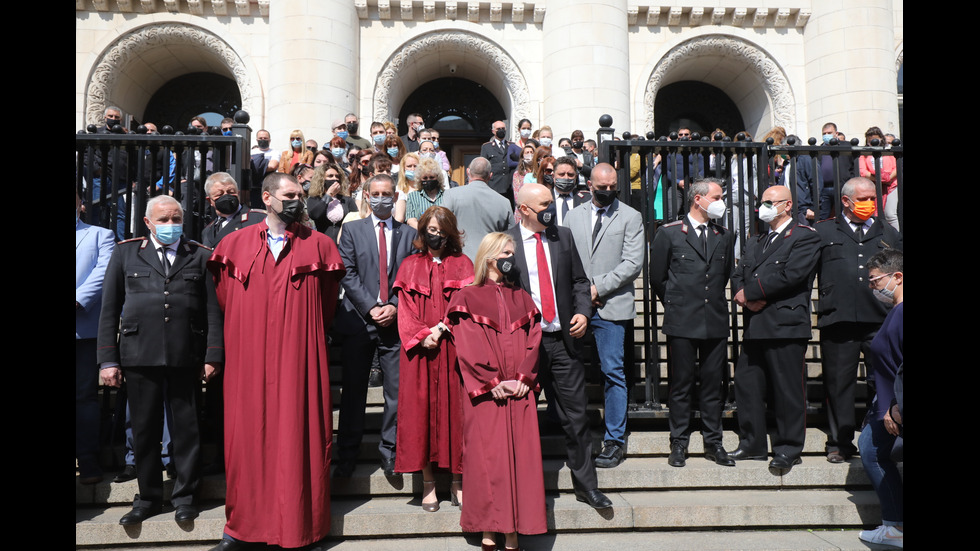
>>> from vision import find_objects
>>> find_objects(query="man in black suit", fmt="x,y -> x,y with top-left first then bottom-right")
815,177 -> 902,463
507,183 -> 612,510
201,172 -> 266,249
481,120 -> 517,205
98,195 -> 224,524
731,185 -> 820,475
552,156 -> 592,227
334,174 -> 415,477
650,178 -> 736,468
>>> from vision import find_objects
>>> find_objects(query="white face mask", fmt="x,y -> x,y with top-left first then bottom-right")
700,198 -> 727,219
524,155 -> 533,163
520,129 -> 532,138
758,200 -> 785,223
540,137 -> 553,147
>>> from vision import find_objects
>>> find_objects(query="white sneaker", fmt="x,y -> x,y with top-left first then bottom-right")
859,525 -> 904,548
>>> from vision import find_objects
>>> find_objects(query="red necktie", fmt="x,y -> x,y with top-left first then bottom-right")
378,221 -> 389,303
534,233 -> 556,323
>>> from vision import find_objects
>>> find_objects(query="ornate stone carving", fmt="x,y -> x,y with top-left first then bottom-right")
795,9 -> 810,27
774,8 -> 789,27
117,0 -> 134,12
627,7 -> 637,25
446,1 -> 457,20
690,7 -> 703,26
732,8 -> 746,26
512,3 -> 524,24
467,3 -> 480,22
647,7 -> 661,26
401,0 -> 413,20
668,7 -> 682,26
355,0 -> 368,19
140,0 -> 157,13
533,5 -> 545,23
490,2 -> 502,22
643,35 -> 794,132
424,0 -> 436,21
710,7 -> 724,25
212,0 -> 227,16
752,8 -> 768,27
373,30 -> 531,124
235,1 -> 250,17
86,23 -> 256,126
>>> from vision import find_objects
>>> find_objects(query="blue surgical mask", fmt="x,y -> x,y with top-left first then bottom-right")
432,141 -> 440,149
387,147 -> 399,157
222,130 -> 232,136
822,133 -> 833,144
154,223 -> 182,245
404,170 -> 415,181
331,147 -> 345,158
291,139 -> 302,149
373,134 -> 385,145
337,130 -> 349,140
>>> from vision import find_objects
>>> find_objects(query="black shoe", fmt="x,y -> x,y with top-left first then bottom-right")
594,440 -> 624,468
368,368 -> 383,388
119,504 -> 162,525
574,488 -> 613,509
768,453 -> 802,476
667,442 -> 687,467
113,465 -> 137,483
705,444 -> 736,467
174,504 -> 199,522
209,539 -> 250,551
333,461 -> 355,478
729,448 -> 768,461
380,457 -> 396,476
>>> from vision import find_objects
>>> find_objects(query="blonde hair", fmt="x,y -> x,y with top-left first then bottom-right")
472,232 -> 514,286
397,152 -> 421,194
308,163 -> 348,198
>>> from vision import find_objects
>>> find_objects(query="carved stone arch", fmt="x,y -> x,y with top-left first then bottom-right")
373,30 -> 531,125
643,35 -> 794,135
85,23 -> 258,126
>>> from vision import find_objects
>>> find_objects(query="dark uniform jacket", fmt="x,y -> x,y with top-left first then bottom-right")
731,222 -> 820,340
650,218 -> 734,340
815,216 -> 902,328
97,236 -> 224,368
201,206 -> 267,249
480,139 -> 515,195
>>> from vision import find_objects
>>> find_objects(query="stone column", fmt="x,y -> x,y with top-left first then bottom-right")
267,0 -> 358,144
804,0 -> 900,137
541,0 -> 630,137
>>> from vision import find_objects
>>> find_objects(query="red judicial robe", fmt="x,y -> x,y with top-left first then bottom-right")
447,282 -> 547,536
208,222 -> 344,548
392,252 -> 474,474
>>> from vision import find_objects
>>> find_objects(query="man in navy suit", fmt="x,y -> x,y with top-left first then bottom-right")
76,191 -> 115,483
334,174 -> 415,477
506,183 -> 612,510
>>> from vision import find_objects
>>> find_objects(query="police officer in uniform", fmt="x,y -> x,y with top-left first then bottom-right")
98,195 -> 224,525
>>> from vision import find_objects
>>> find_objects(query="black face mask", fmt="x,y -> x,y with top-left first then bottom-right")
420,178 -> 441,193
592,188 -> 617,207
275,198 -> 305,225
257,139 -> 270,149
105,118 -> 120,129
554,177 -> 577,193
542,174 -> 554,187
424,232 -> 447,251
495,128 -> 507,140
346,121 -> 359,135
214,194 -> 240,215
528,202 -> 556,227
572,141 -> 584,150
495,255 -> 519,281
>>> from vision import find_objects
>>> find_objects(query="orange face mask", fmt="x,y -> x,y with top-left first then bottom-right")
849,199 -> 876,221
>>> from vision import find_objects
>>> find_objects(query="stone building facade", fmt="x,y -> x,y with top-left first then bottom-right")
76,0 -> 902,152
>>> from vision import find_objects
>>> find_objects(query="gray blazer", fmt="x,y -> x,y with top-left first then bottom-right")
565,198 -> 644,321
442,179 -> 514,261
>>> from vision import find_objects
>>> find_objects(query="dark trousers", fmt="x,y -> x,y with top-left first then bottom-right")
734,339 -> 808,459
667,336 -> 727,447
337,326 -> 400,463
820,322 -> 877,456
76,339 -> 101,476
538,332 -> 597,491
124,365 -> 201,507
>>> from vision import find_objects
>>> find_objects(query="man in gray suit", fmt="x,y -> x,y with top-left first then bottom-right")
565,163 -> 644,468
441,157 -> 513,261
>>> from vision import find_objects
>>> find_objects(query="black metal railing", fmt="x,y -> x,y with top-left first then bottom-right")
595,119 -> 903,415
75,123 -> 251,241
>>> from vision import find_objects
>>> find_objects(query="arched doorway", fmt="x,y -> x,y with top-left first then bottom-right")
399,77 -> 506,183
654,81 -> 746,138
144,73 -> 242,130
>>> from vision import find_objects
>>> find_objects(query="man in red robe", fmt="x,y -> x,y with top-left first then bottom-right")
207,173 -> 345,550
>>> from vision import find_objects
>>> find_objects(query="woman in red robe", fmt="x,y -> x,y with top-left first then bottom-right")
393,206 -> 473,511
447,232 -> 547,551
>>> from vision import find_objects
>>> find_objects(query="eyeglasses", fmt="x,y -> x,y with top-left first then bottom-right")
868,272 -> 894,288
759,199 -> 789,209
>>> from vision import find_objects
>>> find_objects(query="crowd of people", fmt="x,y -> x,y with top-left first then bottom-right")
77,110 -> 903,550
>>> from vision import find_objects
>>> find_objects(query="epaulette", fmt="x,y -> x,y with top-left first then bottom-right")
662,220 -> 684,228
118,236 -> 146,245
816,217 -> 836,224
